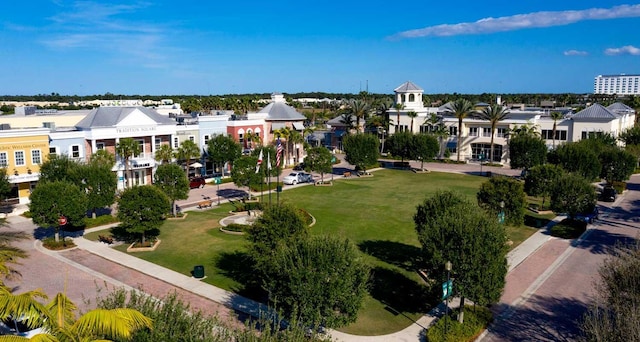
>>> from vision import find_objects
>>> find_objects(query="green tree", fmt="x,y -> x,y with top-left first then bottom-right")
478,105 -> 509,162
350,99 -> 369,133
116,138 -> 142,188
599,146 -> 637,183
38,154 -> 82,183
275,127 -> 292,167
476,176 -> 526,226
305,146 -> 334,183
550,173 -> 597,217
549,111 -> 564,148
207,134 -> 242,177
581,241 -> 640,341
264,236 -> 370,329
154,144 -> 175,164
90,149 -> 116,168
445,99 -> 474,162
338,114 -> 356,134
289,130 -> 304,164
82,161 -> 118,219
230,155 -> 263,198
619,125 -> 640,146
0,288 -> 152,341
407,110 -> 418,133
0,168 -> 12,203
29,181 -> 87,242
393,103 -> 404,133
176,140 -> 201,178
548,142 -> 601,181
414,191 -> 508,323
343,133 -> 379,172
247,203 -> 309,272
413,134 -> 439,170
154,163 -> 189,217
524,164 -> 565,210
117,185 -> 170,244
386,131 -> 414,162
508,134 -> 547,170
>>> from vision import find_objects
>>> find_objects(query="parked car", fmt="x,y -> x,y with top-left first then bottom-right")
282,172 -> 313,185
600,186 -> 617,202
189,177 -> 206,189
575,207 -> 599,224
293,163 -> 306,171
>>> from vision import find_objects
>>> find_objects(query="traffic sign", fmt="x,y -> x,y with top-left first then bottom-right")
442,279 -> 453,300
58,216 -> 67,226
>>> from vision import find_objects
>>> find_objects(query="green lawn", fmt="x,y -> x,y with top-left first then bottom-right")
85,169 -> 541,335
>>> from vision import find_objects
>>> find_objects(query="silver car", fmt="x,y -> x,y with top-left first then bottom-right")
282,172 -> 313,185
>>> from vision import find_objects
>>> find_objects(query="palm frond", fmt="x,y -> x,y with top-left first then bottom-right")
46,293 -> 77,330
72,308 -> 152,340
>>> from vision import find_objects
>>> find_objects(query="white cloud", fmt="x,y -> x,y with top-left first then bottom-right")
604,45 -> 640,55
391,4 -> 640,38
563,50 -> 588,56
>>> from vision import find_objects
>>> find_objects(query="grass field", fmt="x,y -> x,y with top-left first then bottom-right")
85,169 -> 542,335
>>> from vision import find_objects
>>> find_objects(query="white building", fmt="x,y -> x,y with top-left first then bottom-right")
594,74 -> 640,95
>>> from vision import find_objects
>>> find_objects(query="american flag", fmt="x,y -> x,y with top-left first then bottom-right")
275,138 -> 283,167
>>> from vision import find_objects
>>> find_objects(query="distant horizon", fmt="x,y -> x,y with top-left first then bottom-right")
2,1 -> 639,95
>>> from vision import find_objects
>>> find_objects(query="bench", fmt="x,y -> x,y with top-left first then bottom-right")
343,171 -> 351,178
98,235 -> 114,244
197,200 -> 213,209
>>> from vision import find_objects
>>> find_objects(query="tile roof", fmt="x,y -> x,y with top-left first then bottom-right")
394,81 -> 423,92
571,103 -> 619,120
75,106 -> 175,128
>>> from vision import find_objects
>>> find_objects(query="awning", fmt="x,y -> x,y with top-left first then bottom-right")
271,122 -> 286,131
190,162 -> 203,168
292,122 -> 305,130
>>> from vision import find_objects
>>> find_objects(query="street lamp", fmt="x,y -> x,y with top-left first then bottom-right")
499,200 -> 505,224
378,127 -> 386,154
444,260 -> 452,338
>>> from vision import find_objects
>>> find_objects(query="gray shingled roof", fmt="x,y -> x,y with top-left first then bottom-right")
571,103 -> 619,120
607,102 -> 635,113
76,106 -> 175,128
259,102 -> 306,121
394,81 -> 423,92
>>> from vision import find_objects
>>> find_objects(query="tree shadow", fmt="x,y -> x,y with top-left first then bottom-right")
487,294 -> 589,341
214,251 -> 266,302
368,266 -> 437,315
571,226 -> 638,255
358,240 -> 422,271
108,225 -> 159,243
524,214 -> 551,229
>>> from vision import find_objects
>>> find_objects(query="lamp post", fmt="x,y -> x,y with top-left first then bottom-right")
444,260 -> 452,338
378,127 -> 386,154
499,200 -> 505,224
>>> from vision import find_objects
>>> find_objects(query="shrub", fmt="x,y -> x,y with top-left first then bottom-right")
42,237 -> 76,250
297,208 -> 313,226
611,181 -> 626,194
84,214 -> 118,228
21,210 -> 32,218
426,305 -> 492,342
224,223 -> 249,232
550,219 -> 586,239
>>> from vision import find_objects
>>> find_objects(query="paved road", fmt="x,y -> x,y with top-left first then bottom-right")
480,175 -> 640,341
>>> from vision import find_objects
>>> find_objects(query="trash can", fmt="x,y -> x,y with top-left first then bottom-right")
276,185 -> 282,193
193,265 -> 204,278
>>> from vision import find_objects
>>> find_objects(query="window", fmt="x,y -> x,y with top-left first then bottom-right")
469,127 -> 478,137
49,146 -> 58,156
71,145 -> 80,158
497,128 -> 506,138
204,135 -> 210,145
482,127 -> 491,137
188,136 -> 195,142
0,152 -> 7,167
173,137 -> 179,149
96,142 -> 105,150
154,138 -> 161,151
471,143 -> 503,162
542,130 -> 567,141
449,126 -> 458,136
135,139 -> 144,158
14,151 -> 25,166
31,150 -> 41,164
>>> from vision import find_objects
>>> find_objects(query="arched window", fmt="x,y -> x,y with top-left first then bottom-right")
401,94 -> 406,102
409,94 -> 415,102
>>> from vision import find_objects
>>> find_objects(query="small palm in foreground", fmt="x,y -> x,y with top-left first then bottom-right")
0,288 -> 152,341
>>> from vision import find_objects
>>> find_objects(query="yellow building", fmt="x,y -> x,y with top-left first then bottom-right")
0,128 -> 50,204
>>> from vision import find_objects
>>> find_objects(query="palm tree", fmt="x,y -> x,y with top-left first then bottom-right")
432,123 -> 450,159
445,99 -> 474,162
0,288 -> 152,341
478,105 -> 510,162
393,103 -> 404,133
407,111 -> 418,133
154,144 -> 174,164
115,138 -> 141,188
0,230 -> 27,289
176,140 -> 201,178
550,111 -> 564,148
350,99 -> 369,134
289,130 -> 304,164
339,114 -> 356,135
275,126 -> 292,167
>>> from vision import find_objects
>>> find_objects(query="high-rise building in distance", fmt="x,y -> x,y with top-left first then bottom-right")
594,74 -> 640,95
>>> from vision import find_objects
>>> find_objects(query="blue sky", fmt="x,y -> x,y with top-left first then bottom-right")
1,1 -> 639,95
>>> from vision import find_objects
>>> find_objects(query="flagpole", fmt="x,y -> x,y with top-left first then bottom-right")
268,152 -> 272,206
